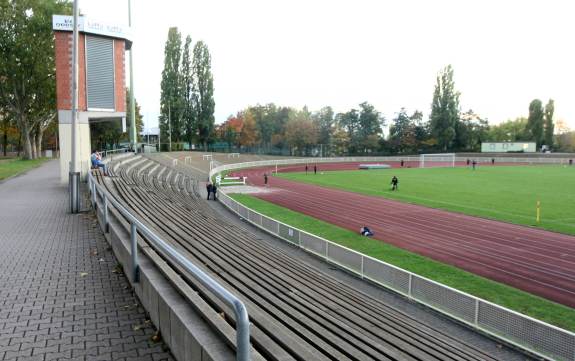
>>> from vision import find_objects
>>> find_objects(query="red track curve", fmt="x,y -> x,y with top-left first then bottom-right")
232,162 -> 575,308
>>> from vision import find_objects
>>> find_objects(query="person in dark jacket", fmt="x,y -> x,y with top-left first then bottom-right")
206,183 -> 213,200
390,176 -> 399,191
212,184 -> 218,200
360,226 -> 374,237
264,173 -> 268,185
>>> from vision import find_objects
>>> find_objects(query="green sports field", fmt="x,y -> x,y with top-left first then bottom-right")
276,165 -> 575,235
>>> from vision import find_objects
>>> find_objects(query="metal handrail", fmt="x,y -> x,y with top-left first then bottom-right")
87,172 -> 251,361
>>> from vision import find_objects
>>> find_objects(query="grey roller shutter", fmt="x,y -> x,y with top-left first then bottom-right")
86,36 -> 114,110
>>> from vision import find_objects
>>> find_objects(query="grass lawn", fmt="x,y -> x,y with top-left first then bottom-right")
0,158 -> 49,181
276,165 -> 575,235
231,193 -> 575,332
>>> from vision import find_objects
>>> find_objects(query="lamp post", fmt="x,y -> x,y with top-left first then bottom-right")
128,0 -> 137,153
69,0 -> 80,213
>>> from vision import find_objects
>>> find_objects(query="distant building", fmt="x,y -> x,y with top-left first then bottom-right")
481,142 -> 536,153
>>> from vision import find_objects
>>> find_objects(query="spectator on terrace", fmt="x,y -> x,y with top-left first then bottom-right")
90,150 -> 107,175
212,184 -> 218,200
206,182 -> 213,200
360,226 -> 374,237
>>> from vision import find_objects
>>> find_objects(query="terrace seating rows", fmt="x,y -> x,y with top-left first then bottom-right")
94,155 -> 504,361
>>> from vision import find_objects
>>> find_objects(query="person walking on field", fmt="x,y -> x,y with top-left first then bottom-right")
390,176 -> 399,191
206,182 -> 213,200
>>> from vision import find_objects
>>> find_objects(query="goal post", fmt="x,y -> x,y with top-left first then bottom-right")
419,153 -> 456,168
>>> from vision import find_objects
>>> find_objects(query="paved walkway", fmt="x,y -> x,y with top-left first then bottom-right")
0,161 -> 173,361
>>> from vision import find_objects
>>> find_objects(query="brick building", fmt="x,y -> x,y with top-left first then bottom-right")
53,15 -> 132,182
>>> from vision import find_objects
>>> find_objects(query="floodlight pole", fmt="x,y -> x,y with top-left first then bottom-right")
69,0 -> 80,213
128,0 -> 137,153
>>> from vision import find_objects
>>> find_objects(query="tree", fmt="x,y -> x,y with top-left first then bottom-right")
526,99 -> 544,148
192,41 -> 215,150
455,110 -> 489,151
239,110 -> 257,147
159,27 -> 183,149
181,35 -> 196,147
284,109 -> 317,156
336,109 -> 360,153
487,118 -> 528,142
357,102 -> 383,153
0,0 -> 71,159
389,108 -> 416,153
313,106 -> 335,151
429,65 -> 460,151
543,99 -> 554,148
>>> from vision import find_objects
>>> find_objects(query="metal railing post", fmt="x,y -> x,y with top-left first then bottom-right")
91,179 -> 96,207
103,194 -> 109,233
474,299 -> 479,326
130,222 -> 140,282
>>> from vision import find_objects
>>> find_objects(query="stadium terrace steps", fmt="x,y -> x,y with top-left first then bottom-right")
94,155 -> 515,361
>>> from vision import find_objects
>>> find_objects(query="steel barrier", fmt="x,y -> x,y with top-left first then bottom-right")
87,172 -> 251,361
212,168 -> 575,361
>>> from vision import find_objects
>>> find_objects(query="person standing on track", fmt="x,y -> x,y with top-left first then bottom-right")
305,164 -> 308,175
206,182 -> 213,200
314,165 -> 317,175
400,159 -> 404,167
264,173 -> 268,186
472,160 -> 477,170
390,176 -> 399,191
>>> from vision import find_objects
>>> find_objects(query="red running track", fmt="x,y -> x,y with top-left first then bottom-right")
233,162 -> 575,308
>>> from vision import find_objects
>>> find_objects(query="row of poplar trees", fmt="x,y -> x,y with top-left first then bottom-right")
159,28 -> 215,150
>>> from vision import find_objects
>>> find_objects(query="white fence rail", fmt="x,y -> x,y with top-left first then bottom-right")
211,157 -> 575,361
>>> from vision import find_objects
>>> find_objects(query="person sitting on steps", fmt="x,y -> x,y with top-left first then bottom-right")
360,226 -> 374,237
90,150 -> 108,176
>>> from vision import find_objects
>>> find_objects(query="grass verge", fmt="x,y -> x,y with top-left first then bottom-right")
0,158 -> 49,181
231,193 -> 575,332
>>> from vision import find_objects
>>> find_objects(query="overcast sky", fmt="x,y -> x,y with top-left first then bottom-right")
80,0 -> 575,132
